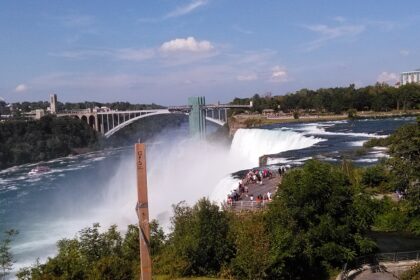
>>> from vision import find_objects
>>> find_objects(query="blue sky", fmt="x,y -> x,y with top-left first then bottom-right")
1,0 -> 420,105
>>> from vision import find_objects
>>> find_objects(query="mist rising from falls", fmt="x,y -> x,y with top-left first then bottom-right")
98,127 -> 325,230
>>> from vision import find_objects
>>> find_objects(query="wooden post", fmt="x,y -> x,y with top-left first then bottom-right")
135,144 -> 152,280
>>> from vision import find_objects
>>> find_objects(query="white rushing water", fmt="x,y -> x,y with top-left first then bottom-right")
230,128 -> 325,166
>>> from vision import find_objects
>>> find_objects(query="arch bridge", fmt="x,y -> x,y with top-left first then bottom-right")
56,97 -> 251,138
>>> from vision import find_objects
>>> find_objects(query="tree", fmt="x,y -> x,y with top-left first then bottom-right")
161,199 -> 234,277
0,229 -> 18,280
266,160 -> 376,279
229,212 -> 270,280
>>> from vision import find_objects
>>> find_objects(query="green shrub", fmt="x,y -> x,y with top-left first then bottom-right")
400,263 -> 420,280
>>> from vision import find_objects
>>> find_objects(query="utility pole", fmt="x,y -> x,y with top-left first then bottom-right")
135,143 -> 152,280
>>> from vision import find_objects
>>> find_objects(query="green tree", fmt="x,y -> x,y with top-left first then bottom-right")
161,199 -> 234,277
0,229 -> 18,280
229,212 -> 270,280
266,160 -> 376,279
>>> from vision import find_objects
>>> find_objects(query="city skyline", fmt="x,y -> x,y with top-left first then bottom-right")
1,0 -> 420,105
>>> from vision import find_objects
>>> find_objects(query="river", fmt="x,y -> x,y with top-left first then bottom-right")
0,117 -> 415,275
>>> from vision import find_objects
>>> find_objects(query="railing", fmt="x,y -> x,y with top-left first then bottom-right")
340,250 -> 420,280
226,200 -> 271,211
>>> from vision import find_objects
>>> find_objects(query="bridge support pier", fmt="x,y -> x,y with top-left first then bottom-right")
188,96 -> 206,138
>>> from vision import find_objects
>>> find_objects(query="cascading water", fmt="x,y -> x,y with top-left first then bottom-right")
229,128 -> 326,166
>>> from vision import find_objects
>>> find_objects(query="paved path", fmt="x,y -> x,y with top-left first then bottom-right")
239,175 -> 282,201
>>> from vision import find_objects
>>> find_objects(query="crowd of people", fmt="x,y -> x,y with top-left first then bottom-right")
226,166 -> 288,206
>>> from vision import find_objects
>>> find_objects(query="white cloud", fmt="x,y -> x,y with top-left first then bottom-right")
377,72 -> 398,84
165,0 -> 208,19
49,50 -> 110,59
332,16 -> 346,23
60,14 -> 95,28
50,48 -> 155,62
232,24 -> 254,35
160,37 -> 214,53
270,66 -> 288,83
302,23 -> 365,51
115,48 -> 155,61
236,73 -> 258,81
15,84 -> 28,92
400,49 -> 410,56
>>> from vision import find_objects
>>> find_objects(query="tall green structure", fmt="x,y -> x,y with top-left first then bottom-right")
188,96 -> 206,137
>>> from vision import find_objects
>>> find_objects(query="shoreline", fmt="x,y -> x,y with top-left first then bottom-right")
229,110 -> 420,134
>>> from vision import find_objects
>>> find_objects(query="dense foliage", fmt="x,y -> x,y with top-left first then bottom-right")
154,199 -> 234,277
363,120 -> 420,235
0,230 -> 18,279
265,160 -> 376,279
0,115 -> 99,169
231,83 -> 420,113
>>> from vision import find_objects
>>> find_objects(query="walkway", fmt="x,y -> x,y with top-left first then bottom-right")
227,172 -> 283,212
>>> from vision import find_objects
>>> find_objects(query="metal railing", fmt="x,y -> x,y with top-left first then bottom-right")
340,250 -> 420,279
226,200 -> 271,211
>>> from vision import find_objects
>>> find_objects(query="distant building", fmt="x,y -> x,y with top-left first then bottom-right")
49,93 -> 57,114
401,69 -> 420,85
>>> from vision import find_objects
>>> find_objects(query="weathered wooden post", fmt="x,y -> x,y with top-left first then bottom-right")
135,143 -> 152,280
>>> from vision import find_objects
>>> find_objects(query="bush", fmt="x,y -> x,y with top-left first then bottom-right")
400,263 -> 420,280
361,165 -> 388,189
347,109 -> 357,119
157,199 -> 234,277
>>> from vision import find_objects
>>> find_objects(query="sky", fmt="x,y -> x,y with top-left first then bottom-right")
1,0 -> 420,105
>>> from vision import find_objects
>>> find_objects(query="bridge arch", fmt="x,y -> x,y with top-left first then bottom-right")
104,110 -> 171,138
88,115 -> 95,129
104,110 -> 225,138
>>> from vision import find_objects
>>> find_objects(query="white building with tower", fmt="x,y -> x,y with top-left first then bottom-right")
400,69 -> 420,85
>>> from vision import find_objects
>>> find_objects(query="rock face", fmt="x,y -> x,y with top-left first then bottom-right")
228,119 -> 247,136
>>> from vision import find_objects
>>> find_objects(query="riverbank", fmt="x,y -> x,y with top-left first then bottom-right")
228,110 -> 420,135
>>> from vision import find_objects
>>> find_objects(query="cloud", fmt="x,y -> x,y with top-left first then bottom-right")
114,48 -> 156,61
59,14 -> 95,28
50,48 -> 155,62
165,0 -> 208,19
377,72 -> 399,84
332,16 -> 346,23
302,23 -> 365,51
270,66 -> 288,82
160,37 -> 214,53
400,49 -> 410,56
236,73 -> 258,81
49,50 -> 110,59
232,24 -> 254,35
15,84 -> 28,92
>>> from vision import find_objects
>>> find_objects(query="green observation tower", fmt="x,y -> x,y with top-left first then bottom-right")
188,96 -> 206,138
